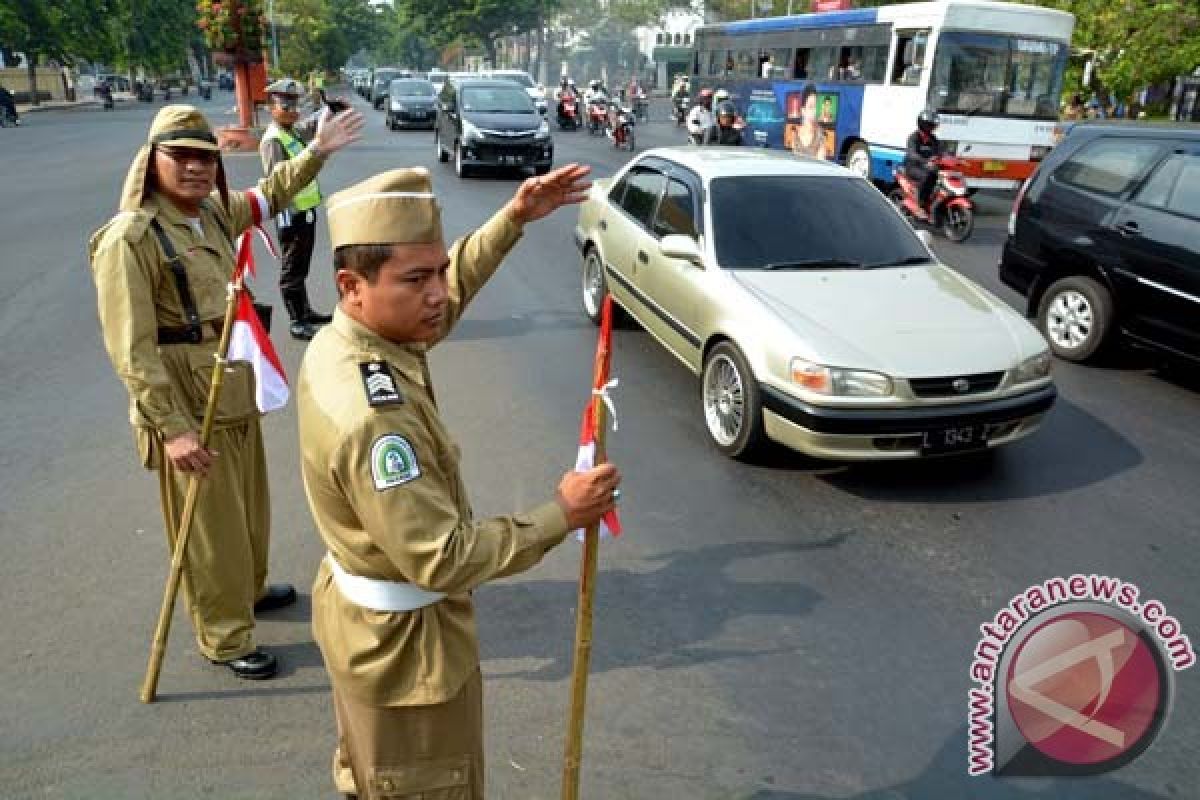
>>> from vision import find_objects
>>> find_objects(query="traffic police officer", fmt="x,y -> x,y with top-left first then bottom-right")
260,77 -> 332,340
297,164 -> 621,798
88,104 -> 364,679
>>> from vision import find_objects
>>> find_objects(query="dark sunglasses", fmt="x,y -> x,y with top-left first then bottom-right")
159,146 -> 219,165
273,98 -> 299,111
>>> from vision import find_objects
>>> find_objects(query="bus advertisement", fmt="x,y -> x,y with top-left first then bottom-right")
691,0 -> 1075,190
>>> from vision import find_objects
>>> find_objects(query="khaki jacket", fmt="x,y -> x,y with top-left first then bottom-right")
89,148 -> 326,442
298,210 -> 570,707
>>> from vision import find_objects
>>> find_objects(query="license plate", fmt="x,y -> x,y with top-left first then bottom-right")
502,154 -> 524,165
982,160 -> 1006,172
921,424 -> 989,455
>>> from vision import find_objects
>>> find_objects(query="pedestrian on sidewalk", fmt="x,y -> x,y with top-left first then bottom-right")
259,77 -> 334,340
297,164 -> 620,799
87,103 -> 364,680
0,85 -> 19,126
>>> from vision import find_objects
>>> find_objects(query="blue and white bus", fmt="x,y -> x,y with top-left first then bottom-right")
692,0 -> 1074,190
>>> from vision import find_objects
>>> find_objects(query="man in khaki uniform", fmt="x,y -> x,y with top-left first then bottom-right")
88,104 -> 364,679
298,164 -> 620,798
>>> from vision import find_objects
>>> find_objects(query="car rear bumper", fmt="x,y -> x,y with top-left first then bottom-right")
760,384 -> 1057,460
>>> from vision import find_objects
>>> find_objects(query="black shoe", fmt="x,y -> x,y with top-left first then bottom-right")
289,320 -> 318,340
209,648 -> 278,680
254,583 -> 297,613
304,308 -> 333,325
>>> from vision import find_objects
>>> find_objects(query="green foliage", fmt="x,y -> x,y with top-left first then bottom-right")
196,0 -> 267,57
273,0 -> 379,74
399,0 -> 545,66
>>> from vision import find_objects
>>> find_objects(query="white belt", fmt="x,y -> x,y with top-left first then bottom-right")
325,554 -> 445,612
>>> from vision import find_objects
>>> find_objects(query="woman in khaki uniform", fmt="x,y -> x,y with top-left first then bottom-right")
88,104 -> 363,679
297,165 -> 621,798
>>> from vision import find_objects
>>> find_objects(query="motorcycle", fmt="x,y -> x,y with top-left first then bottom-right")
632,90 -> 649,123
890,156 -> 975,242
608,105 -> 636,151
557,96 -> 579,131
587,98 -> 608,136
97,84 -> 115,110
672,94 -> 689,126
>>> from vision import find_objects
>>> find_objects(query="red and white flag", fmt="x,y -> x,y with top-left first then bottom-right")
227,191 -> 288,413
574,295 -> 621,539
228,289 -> 289,413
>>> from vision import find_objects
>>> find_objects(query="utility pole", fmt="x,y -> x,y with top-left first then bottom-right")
268,0 -> 280,69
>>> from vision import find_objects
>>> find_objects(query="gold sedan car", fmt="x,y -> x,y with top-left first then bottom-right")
574,148 -> 1057,461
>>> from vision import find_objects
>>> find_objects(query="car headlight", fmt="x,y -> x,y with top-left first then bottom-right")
790,358 -> 893,397
1013,350 -> 1052,383
461,120 -> 482,141
536,119 -> 550,138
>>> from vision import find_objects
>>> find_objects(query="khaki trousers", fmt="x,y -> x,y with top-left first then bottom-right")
155,419 -> 270,661
332,669 -> 484,799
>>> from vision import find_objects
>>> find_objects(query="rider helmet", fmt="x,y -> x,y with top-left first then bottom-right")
589,79 -> 601,91
714,89 -> 731,103
917,109 -> 940,133
716,100 -> 737,123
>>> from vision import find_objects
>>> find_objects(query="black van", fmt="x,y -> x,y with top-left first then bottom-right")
434,78 -> 553,179
999,123 -> 1200,364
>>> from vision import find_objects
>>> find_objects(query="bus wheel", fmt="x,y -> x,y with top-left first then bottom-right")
846,142 -> 872,180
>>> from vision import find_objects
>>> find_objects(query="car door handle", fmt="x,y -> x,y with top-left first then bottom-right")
1115,220 -> 1141,237
599,219 -> 607,231
637,250 -> 649,264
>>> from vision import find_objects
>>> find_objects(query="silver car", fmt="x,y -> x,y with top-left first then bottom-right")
574,148 -> 1057,461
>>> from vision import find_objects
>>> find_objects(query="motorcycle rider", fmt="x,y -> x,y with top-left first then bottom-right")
555,76 -> 579,126
584,79 -> 609,132
903,109 -> 942,220
704,101 -> 744,146
0,85 -> 20,126
686,88 -> 715,145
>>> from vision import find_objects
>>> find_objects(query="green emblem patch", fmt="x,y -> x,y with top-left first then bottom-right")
370,434 -> 421,491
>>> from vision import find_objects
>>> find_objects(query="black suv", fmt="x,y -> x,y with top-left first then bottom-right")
434,78 -> 553,179
1000,123 -> 1199,364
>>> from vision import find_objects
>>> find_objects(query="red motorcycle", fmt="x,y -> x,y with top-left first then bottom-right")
557,96 -> 579,131
890,156 -> 975,242
608,105 -> 635,151
587,98 -> 608,135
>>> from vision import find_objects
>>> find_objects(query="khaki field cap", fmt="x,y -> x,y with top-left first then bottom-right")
327,168 -> 444,249
148,104 -> 220,150
120,104 -> 226,212
265,78 -> 305,97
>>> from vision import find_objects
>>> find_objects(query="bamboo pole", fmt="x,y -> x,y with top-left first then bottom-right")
140,277 -> 244,704
561,311 -> 612,800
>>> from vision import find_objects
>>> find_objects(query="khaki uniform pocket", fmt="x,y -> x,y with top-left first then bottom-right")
184,350 -> 258,425
370,756 -> 470,798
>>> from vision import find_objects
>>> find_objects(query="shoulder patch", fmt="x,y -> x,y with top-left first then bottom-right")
359,361 -> 404,407
371,434 -> 421,490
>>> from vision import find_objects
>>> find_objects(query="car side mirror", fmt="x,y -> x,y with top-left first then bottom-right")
659,234 -> 704,265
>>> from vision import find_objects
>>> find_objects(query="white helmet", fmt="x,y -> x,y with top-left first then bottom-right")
714,88 -> 731,103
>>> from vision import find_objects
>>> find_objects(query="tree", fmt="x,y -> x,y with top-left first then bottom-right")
400,0 -> 544,67
0,0 -> 122,104
274,0 -> 379,74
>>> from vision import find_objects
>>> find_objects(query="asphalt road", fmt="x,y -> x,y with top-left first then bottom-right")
1,92 -> 1197,800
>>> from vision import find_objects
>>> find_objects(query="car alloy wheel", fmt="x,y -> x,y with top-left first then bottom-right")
581,249 -> 607,325
702,342 -> 765,459
1038,275 -> 1114,363
1046,289 -> 1093,351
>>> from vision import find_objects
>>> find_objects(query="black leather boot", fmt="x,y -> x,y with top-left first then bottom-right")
302,293 -> 333,326
209,648 -> 278,680
283,290 -> 318,341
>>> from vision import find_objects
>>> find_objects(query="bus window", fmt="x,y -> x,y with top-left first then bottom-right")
736,49 -> 757,77
893,30 -> 930,85
834,45 -> 888,83
767,48 -> 792,79
708,50 -> 723,77
794,49 -> 810,80
807,47 -> 836,81
724,52 -> 736,77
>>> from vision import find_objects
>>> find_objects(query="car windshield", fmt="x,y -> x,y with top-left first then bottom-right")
494,72 -> 535,88
461,86 -> 535,113
930,33 -> 1066,120
375,70 -> 401,85
391,80 -> 435,97
710,175 -> 931,269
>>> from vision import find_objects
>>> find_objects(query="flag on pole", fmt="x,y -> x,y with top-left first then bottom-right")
227,191 -> 288,413
573,295 -> 621,539
228,290 -> 289,413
